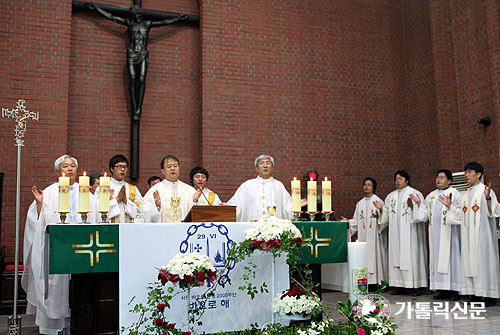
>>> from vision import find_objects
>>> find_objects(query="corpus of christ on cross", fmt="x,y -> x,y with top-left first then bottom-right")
73,0 -> 200,179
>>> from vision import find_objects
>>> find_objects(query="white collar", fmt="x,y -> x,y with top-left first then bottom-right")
111,177 -> 126,185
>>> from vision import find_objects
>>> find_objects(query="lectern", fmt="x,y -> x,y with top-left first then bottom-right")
183,205 -> 236,222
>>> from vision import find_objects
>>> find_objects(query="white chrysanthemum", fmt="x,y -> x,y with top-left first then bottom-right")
163,252 -> 216,278
271,293 -> 321,315
244,216 -> 302,241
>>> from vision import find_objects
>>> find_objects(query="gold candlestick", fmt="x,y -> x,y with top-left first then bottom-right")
322,210 -> 334,222
307,211 -> 318,222
57,211 -> 69,224
78,211 -> 90,224
99,211 -> 109,224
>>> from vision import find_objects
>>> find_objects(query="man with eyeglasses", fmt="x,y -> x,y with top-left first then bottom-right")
460,162 -> 500,306
226,154 -> 292,221
141,155 -> 196,222
109,154 -> 143,223
414,169 -> 463,301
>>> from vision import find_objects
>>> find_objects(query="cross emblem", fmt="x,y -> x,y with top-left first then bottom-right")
1,99 -> 39,146
72,231 -> 117,266
302,227 -> 332,258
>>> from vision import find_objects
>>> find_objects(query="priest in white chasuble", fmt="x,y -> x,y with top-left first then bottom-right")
108,154 -> 143,223
461,162 -> 500,306
142,155 -> 196,222
416,169 -> 463,300
380,170 -> 427,296
227,154 -> 292,221
341,177 -> 388,286
21,155 -> 119,335
190,166 -> 222,206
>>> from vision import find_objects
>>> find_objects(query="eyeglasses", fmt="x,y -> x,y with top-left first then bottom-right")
114,164 -> 128,170
258,161 -> 273,167
166,164 -> 179,169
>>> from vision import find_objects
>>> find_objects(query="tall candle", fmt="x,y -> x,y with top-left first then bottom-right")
307,178 -> 317,212
322,177 -> 332,212
58,174 -> 70,213
348,241 -> 367,301
79,171 -> 90,213
99,173 -> 110,212
291,177 -> 301,212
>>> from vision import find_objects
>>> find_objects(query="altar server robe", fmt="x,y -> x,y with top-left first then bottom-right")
110,177 -> 143,223
417,187 -> 463,291
348,194 -> 388,285
142,179 -> 196,222
380,186 -> 427,288
21,182 -> 119,334
460,183 -> 500,298
227,176 -> 292,222
196,187 -> 221,206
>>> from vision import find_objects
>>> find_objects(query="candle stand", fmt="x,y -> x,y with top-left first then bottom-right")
99,211 -> 109,224
292,211 -> 302,221
322,211 -> 333,222
307,211 -> 318,222
78,212 -> 90,224
58,211 -> 69,224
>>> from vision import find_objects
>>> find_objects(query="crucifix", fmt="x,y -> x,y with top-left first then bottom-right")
76,0 -> 199,179
2,99 -> 39,334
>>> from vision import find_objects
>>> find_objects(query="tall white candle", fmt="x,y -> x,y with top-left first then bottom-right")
307,178 -> 317,212
348,241 -> 367,301
79,171 -> 90,213
58,174 -> 70,213
291,177 -> 301,212
99,173 -> 110,212
322,177 -> 332,212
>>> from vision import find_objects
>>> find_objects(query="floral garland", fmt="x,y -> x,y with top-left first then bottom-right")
244,216 -> 303,252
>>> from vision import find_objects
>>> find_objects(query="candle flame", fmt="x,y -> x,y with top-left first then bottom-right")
293,177 -> 297,181
310,177 -> 313,181
104,172 -> 107,177
62,173 -> 65,177
325,177 -> 328,181
84,171 -> 87,176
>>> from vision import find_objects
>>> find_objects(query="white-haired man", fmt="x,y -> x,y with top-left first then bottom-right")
21,155 -> 119,334
227,154 -> 292,221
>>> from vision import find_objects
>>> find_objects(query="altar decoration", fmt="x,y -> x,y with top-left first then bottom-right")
271,283 -> 322,319
158,253 -> 218,289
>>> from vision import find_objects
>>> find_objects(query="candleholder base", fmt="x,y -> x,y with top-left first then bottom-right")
292,211 -> 302,221
99,211 -> 109,224
78,212 -> 90,224
307,211 -> 318,222
322,211 -> 334,222
57,212 -> 69,224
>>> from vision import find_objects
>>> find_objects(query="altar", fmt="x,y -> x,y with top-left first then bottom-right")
46,221 -> 347,334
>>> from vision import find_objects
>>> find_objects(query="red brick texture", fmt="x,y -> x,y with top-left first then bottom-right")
0,0 -> 499,261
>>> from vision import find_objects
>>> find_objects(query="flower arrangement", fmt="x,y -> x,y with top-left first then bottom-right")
158,252 -> 218,289
337,282 -> 397,335
244,216 -> 303,252
271,283 -> 322,317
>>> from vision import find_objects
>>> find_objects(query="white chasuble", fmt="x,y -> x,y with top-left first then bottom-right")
21,182 -> 108,334
461,183 -> 500,298
110,177 -> 143,223
417,187 -> 462,291
141,179 -> 196,223
381,186 -> 427,288
348,194 -> 388,285
227,176 -> 292,222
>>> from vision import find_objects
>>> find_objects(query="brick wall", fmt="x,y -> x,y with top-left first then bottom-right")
0,0 -> 499,262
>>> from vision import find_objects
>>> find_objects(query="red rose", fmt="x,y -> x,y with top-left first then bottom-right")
374,308 -> 380,314
197,272 -> 206,282
169,274 -> 180,283
166,322 -> 175,330
356,328 -> 366,335
184,275 -> 194,283
157,303 -> 166,312
153,318 -> 163,326
184,332 -> 191,335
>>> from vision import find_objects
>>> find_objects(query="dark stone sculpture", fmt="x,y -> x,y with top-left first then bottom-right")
88,1 -> 188,120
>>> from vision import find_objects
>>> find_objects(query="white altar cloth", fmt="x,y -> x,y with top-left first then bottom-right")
119,222 -> 289,333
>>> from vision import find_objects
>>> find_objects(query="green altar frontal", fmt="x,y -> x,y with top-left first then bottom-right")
47,224 -> 119,274
293,221 -> 348,264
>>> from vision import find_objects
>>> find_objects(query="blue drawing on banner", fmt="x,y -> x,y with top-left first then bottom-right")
179,223 -> 235,286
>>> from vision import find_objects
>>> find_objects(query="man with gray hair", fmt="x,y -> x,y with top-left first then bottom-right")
227,154 -> 292,221
21,155 -> 119,334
